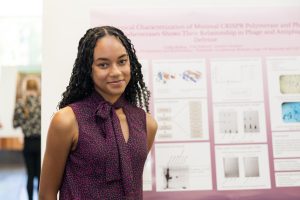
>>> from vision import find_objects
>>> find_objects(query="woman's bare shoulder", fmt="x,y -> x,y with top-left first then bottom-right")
49,106 -> 78,137
146,113 -> 158,132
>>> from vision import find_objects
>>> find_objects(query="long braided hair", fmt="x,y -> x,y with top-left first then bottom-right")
58,26 -> 150,112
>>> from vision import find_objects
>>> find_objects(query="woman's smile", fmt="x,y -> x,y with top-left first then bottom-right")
107,80 -> 125,87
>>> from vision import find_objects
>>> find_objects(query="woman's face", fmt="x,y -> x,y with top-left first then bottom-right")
91,35 -> 131,103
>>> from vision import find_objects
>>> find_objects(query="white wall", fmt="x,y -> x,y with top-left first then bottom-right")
42,0 -> 300,155
0,66 -> 22,137
0,0 -> 42,16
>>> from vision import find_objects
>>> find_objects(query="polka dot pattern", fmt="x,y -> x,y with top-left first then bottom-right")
59,92 -> 147,200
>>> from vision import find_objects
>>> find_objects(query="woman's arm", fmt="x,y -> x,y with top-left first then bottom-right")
146,113 -> 158,153
39,106 -> 78,200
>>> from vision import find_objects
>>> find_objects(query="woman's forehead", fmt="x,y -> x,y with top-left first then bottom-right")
93,36 -> 127,59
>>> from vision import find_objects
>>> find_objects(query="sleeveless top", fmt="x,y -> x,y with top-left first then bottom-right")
59,92 -> 148,200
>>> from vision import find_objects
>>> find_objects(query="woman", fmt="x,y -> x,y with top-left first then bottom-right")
39,26 -> 157,199
13,77 -> 41,200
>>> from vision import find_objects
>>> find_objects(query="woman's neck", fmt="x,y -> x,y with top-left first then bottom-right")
94,89 -> 122,104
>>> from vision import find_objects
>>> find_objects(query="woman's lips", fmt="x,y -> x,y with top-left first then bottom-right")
107,80 -> 125,87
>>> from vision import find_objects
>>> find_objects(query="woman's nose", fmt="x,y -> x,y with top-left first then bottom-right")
109,64 -> 122,76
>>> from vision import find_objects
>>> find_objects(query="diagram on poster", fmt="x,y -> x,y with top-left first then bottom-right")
152,59 -> 206,99
154,99 -> 209,141
215,144 -> 271,190
213,102 -> 267,144
211,58 -> 264,102
155,143 -> 212,191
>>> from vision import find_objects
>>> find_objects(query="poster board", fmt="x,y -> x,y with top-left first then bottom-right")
91,6 -> 300,199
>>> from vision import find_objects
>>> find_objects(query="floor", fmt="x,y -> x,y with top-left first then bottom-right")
0,150 -> 38,200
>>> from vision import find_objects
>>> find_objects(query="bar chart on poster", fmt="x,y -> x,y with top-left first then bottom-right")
91,6 -> 300,200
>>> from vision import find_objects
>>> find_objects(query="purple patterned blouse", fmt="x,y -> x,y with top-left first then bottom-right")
59,92 -> 148,200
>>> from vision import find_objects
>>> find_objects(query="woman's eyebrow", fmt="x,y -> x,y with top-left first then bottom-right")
118,54 -> 128,59
95,54 -> 128,61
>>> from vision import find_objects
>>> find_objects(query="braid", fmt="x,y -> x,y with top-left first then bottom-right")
58,26 -> 150,112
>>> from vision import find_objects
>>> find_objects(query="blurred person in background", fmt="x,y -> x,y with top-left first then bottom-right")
13,77 -> 41,200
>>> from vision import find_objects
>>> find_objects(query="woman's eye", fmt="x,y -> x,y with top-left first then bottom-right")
98,63 -> 109,68
119,59 -> 128,65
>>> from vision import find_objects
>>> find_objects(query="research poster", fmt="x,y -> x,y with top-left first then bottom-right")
91,6 -> 300,199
